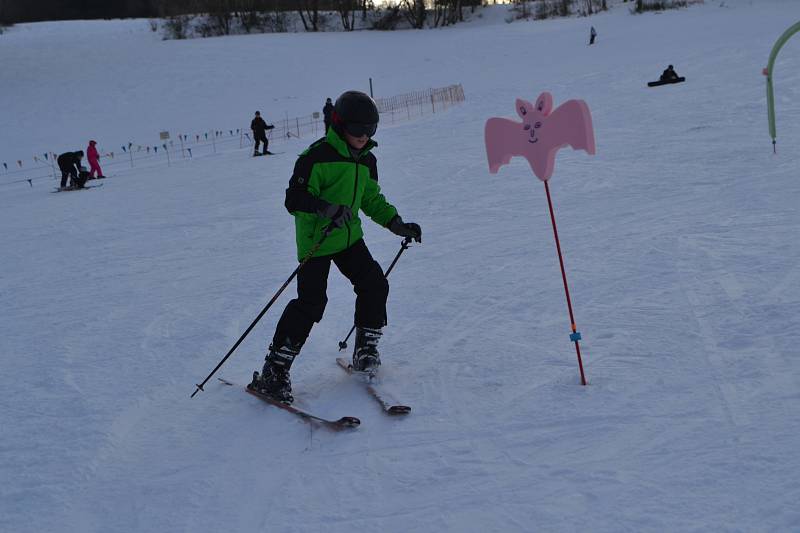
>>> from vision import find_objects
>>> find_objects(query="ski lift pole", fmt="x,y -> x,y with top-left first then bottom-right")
544,180 -> 587,386
338,237 -> 412,351
191,226 -> 334,397
764,21 -> 800,153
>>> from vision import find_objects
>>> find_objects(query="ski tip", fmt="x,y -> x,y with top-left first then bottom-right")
387,405 -> 411,415
336,416 -> 361,428
336,357 -> 353,372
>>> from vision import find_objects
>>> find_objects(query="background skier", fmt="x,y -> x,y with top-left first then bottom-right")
590,26 -> 597,45
249,90 -> 422,404
250,111 -> 273,156
86,140 -> 105,179
323,97 -> 334,133
57,150 -> 84,189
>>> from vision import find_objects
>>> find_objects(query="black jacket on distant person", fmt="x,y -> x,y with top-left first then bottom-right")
660,66 -> 680,81
251,116 -> 268,135
57,151 -> 85,188
323,101 -> 334,129
57,151 -> 82,172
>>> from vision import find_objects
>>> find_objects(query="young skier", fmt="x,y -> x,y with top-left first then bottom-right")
249,90 -> 422,404
86,140 -> 105,179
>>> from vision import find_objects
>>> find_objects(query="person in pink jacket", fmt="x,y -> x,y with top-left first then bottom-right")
87,140 -> 105,179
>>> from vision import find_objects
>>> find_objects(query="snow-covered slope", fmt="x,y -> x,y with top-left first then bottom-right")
2,2 -> 800,531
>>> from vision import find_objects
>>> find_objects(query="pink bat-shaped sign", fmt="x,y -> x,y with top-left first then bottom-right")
485,92 -> 596,181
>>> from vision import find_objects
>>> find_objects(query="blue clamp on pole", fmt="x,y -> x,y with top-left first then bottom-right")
569,331 -> 582,342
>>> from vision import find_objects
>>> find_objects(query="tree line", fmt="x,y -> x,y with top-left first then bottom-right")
0,0 -> 482,26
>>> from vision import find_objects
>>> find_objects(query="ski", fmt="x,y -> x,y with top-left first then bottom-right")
217,377 -> 360,431
51,184 -> 103,193
336,358 -> 411,416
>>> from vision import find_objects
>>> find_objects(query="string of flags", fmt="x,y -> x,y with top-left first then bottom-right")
4,126 -> 251,173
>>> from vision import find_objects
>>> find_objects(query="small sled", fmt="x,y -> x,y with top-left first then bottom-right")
647,77 -> 685,87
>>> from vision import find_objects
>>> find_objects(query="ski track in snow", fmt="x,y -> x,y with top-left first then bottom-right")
2,2 -> 800,531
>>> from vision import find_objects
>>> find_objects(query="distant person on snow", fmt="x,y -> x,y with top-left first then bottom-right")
57,150 -> 85,189
589,26 -> 597,45
87,140 -> 105,179
323,97 -> 334,133
660,65 -> 680,82
250,111 -> 274,156
248,90 -> 422,404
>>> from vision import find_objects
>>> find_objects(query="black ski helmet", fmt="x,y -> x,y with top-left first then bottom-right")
333,91 -> 379,137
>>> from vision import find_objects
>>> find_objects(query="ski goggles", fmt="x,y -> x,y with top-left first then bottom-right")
344,122 -> 378,138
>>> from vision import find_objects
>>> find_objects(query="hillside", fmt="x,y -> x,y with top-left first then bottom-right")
2,2 -> 800,531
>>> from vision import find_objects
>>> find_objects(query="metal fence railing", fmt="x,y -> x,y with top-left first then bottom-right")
375,84 -> 465,117
0,83 -> 466,190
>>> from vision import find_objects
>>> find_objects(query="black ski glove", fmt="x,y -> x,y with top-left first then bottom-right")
317,201 -> 353,228
388,215 -> 422,243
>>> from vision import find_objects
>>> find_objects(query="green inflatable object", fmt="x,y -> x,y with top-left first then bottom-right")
765,21 -> 800,151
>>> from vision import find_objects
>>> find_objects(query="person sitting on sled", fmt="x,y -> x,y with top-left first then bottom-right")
660,65 -> 680,82
248,90 -> 422,404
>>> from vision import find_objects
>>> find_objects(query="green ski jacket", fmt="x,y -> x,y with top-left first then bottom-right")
284,128 -> 398,260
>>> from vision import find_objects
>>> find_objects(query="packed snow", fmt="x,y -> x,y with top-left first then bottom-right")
1,1 -> 799,531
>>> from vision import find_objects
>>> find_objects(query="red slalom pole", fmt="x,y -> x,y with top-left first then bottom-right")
544,180 -> 587,386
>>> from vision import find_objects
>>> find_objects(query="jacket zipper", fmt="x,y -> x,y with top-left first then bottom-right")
346,156 -> 360,248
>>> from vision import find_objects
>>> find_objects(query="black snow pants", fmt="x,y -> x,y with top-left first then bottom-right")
272,238 -> 389,347
254,132 -> 269,154
59,165 -> 77,188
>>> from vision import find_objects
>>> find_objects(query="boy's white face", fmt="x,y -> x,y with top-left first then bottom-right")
343,131 -> 369,150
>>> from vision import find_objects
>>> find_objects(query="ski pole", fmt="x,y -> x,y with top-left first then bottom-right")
338,237 -> 412,351
191,226 -> 334,397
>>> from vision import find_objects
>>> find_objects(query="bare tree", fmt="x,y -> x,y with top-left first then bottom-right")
234,0 -> 262,33
297,0 -> 321,31
335,0 -> 357,30
400,0 -> 426,29
432,0 -> 463,27
512,0 -> 530,20
203,0 -> 235,35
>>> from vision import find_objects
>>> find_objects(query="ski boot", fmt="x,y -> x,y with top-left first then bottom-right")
352,327 -> 382,373
248,338 -> 301,403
